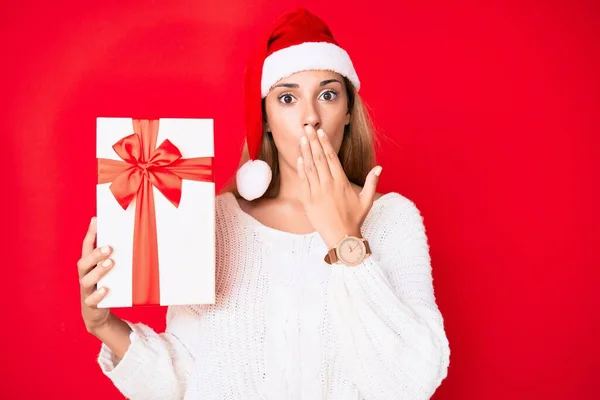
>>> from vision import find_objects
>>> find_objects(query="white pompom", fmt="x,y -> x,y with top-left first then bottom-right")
236,159 -> 272,201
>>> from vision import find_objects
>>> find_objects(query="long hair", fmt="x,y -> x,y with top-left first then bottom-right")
221,76 -> 379,199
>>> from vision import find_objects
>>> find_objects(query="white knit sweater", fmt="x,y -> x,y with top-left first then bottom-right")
97,191 -> 451,400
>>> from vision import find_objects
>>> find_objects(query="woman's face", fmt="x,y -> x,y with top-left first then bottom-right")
263,70 -> 351,169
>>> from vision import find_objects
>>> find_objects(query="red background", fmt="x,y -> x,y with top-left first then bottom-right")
2,0 -> 598,399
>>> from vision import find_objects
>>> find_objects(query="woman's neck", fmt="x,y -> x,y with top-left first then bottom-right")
273,159 -> 304,203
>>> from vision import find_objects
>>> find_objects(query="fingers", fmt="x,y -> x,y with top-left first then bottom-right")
77,244 -> 112,280
359,165 -> 383,207
79,257 -> 114,296
83,287 -> 110,308
304,125 -> 332,184
82,217 -> 97,258
300,133 -> 319,192
296,156 -> 311,201
315,127 -> 346,181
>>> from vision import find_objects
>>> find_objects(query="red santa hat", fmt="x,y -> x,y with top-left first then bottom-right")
236,8 -> 361,201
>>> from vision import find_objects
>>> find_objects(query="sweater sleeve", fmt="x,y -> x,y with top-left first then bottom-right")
97,305 -> 199,400
327,197 -> 451,400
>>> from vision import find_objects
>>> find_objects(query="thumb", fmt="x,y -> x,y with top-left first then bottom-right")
359,165 -> 383,207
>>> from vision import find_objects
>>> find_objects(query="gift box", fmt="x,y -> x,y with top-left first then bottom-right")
95,117 -> 215,308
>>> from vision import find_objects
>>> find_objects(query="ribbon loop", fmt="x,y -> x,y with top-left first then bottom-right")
147,139 -> 182,167
113,133 -> 143,165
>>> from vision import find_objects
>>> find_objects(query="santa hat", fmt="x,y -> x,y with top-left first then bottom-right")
236,8 -> 361,201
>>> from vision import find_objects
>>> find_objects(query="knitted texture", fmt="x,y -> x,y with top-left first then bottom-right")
97,191 -> 451,399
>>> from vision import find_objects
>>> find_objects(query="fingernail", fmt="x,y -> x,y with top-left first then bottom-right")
374,166 -> 383,176
301,136 -> 307,145
90,217 -> 95,226
317,129 -> 324,137
100,246 -> 110,254
298,156 -> 303,164
102,259 -> 112,268
99,287 -> 107,294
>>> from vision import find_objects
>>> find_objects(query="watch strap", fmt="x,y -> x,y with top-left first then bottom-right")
325,247 -> 339,264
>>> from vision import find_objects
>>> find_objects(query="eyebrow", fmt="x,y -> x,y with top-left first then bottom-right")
272,79 -> 342,89
320,79 -> 342,86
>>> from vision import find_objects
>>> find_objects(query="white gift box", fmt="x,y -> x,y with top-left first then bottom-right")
95,117 -> 215,308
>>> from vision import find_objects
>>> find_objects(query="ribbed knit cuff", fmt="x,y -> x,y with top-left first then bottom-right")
97,321 -> 148,377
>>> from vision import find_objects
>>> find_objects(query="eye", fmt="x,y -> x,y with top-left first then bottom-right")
319,90 -> 337,101
278,93 -> 296,104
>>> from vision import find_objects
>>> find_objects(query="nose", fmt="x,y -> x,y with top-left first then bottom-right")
302,100 -> 321,131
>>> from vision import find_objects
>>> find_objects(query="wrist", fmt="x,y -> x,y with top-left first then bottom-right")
323,229 -> 371,266
90,312 -> 134,361
90,313 -> 121,338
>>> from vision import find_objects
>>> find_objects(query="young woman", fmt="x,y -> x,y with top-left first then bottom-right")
77,8 -> 451,400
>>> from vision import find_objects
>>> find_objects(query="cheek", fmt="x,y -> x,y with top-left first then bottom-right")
322,109 -> 348,148
322,101 -> 348,126
270,115 -> 299,136
266,110 -> 306,149
266,100 -> 299,131
271,130 -> 301,156
329,132 -> 345,153
269,117 -> 303,152
266,114 -> 301,156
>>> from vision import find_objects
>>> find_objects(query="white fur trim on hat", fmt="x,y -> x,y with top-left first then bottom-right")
261,42 -> 360,98
236,159 -> 272,201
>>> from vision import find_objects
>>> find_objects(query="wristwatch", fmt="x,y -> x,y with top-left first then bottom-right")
324,235 -> 371,266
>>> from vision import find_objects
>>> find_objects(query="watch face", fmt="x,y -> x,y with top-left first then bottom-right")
337,237 -> 366,266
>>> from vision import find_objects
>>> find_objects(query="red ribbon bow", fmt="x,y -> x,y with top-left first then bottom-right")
98,119 -> 213,306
